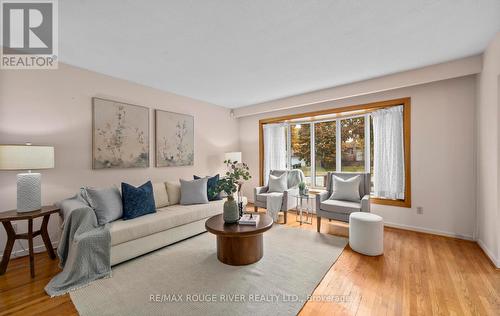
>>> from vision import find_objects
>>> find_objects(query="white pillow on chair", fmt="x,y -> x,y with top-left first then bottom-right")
329,175 -> 361,202
268,173 -> 288,193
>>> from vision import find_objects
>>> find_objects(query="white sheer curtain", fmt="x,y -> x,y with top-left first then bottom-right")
372,105 -> 405,199
263,123 -> 287,185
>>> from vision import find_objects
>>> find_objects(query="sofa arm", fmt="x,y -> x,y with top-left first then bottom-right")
282,187 -> 299,210
315,191 -> 330,211
58,196 -> 94,227
361,194 -> 370,212
254,186 -> 268,202
255,186 -> 268,194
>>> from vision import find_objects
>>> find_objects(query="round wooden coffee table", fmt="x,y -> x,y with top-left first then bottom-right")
205,213 -> 273,266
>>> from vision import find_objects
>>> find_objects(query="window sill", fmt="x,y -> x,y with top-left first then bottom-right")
308,189 -> 411,208
371,197 -> 411,208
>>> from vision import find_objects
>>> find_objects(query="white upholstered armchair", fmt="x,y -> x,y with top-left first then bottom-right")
253,169 -> 304,223
316,172 -> 371,232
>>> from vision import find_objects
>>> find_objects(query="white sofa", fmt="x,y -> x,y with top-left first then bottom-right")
110,199 -> 224,265
108,181 -> 249,266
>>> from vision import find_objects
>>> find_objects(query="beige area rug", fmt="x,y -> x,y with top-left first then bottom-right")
70,225 -> 347,316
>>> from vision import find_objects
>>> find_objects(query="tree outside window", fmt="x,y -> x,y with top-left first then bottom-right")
288,116 -> 369,188
341,117 -> 365,172
314,121 -> 336,186
290,123 -> 311,185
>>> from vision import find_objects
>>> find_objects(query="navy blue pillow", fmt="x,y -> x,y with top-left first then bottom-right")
121,181 -> 156,220
194,174 -> 221,201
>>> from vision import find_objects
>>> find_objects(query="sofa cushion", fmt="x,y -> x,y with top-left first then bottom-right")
268,173 -> 287,193
81,186 -> 123,225
166,181 -> 181,205
180,178 -> 209,205
269,169 -> 305,189
121,181 -> 156,220
256,192 -> 283,203
329,175 -> 361,202
109,200 -> 224,246
194,174 -> 221,201
320,199 -> 361,214
152,182 -> 169,208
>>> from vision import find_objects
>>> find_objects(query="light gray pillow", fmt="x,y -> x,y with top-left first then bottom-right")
81,186 -> 123,225
268,173 -> 288,193
329,175 -> 361,202
180,178 -> 209,205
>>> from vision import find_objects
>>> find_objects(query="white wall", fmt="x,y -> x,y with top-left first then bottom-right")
239,76 -> 477,240
476,32 -> 500,267
0,63 -> 239,258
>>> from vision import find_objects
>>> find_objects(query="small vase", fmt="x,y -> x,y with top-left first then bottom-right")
223,196 -> 239,224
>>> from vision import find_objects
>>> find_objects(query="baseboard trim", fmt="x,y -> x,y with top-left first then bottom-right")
477,239 -> 500,268
383,221 -> 474,241
251,202 -> 476,241
0,241 -> 59,261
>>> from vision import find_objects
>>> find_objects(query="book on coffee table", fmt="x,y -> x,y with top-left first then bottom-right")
238,214 -> 260,226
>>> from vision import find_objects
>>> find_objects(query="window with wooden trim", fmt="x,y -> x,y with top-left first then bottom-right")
259,98 -> 411,208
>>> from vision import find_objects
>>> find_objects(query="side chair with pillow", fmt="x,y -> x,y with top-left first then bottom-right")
315,172 -> 371,232
253,169 -> 304,223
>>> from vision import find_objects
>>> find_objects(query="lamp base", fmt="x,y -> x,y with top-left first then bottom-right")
17,173 -> 41,213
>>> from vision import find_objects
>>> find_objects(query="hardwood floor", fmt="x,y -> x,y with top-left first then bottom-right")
0,249 -> 77,316
0,211 -> 498,316
292,215 -> 500,316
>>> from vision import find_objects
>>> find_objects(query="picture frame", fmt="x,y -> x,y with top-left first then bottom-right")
92,97 -> 150,169
155,109 -> 194,167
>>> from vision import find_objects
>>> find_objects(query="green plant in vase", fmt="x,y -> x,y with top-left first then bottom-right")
298,181 -> 306,196
215,159 -> 251,223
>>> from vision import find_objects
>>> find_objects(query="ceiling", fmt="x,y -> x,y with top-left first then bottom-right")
60,0 -> 500,108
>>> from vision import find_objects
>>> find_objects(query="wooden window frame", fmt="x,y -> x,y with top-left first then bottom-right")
259,97 -> 411,208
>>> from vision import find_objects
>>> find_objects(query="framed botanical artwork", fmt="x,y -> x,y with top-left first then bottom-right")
92,97 -> 149,169
155,109 -> 194,167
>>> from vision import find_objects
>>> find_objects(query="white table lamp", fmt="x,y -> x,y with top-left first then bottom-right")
224,152 -> 242,163
0,144 -> 55,212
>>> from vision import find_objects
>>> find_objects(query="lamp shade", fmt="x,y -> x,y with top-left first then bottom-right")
224,152 -> 242,162
0,145 -> 54,170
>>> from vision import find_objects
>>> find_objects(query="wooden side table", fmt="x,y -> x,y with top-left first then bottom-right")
0,205 -> 59,278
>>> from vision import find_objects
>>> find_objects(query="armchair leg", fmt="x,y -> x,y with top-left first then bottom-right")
283,211 -> 287,224
317,216 -> 321,232
254,205 -> 258,212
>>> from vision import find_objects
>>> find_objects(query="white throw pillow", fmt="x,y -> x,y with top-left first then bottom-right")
329,175 -> 361,202
268,173 -> 288,193
165,181 -> 181,205
152,182 -> 169,208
